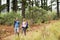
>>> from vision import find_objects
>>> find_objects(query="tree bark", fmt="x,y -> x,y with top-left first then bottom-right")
51,0 -> 52,11
46,0 -> 48,11
44,0 -> 45,9
32,0 -> 33,7
12,0 -> 17,12
35,0 -> 39,7
35,0 -> 36,6
7,0 -> 10,12
41,0 -> 43,8
0,0 -> 1,5
0,0 -> 1,13
29,0 -> 31,14
57,0 -> 59,17
22,0 -> 26,18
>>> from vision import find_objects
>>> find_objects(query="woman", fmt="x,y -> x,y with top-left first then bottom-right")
22,18 -> 27,35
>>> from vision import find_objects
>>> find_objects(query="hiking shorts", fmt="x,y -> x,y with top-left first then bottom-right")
14,27 -> 19,33
22,27 -> 26,32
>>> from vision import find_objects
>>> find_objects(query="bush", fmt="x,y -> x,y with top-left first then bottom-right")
25,6 -> 57,24
0,12 -> 22,25
0,7 -> 57,25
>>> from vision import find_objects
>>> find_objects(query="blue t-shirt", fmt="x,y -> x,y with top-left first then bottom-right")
14,21 -> 20,28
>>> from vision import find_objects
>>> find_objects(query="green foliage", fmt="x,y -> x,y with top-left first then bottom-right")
0,12 -> 22,25
25,6 -> 57,24
0,4 -> 7,11
0,6 -> 57,25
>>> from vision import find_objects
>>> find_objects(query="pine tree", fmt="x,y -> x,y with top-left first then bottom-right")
7,0 -> 10,12
12,0 -> 18,12
0,0 -> 1,12
22,0 -> 26,18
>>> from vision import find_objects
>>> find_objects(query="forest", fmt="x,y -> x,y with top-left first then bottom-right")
0,0 -> 60,40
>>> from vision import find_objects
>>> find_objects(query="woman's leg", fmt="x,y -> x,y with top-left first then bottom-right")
22,27 -> 23,33
24,27 -> 26,36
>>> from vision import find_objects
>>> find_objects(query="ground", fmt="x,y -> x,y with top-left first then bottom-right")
0,20 -> 60,40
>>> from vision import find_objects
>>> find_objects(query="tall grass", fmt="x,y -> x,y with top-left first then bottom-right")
12,20 -> 60,40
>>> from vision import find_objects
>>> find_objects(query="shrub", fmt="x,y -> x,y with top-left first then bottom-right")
0,12 -> 22,25
0,7 -> 57,25
25,6 -> 57,24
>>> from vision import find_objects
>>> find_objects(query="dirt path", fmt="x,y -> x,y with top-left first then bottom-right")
1,20 -> 60,40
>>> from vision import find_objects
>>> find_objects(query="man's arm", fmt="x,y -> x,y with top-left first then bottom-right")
18,21 -> 20,27
14,21 -> 16,27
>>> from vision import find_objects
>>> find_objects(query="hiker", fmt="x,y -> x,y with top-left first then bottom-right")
22,18 -> 28,36
14,18 -> 20,36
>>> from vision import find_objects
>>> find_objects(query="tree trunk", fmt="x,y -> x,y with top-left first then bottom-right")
32,0 -> 33,7
35,0 -> 36,6
12,0 -> 17,12
46,0 -> 48,11
35,0 -> 39,7
32,0 -> 33,19
41,0 -> 43,8
41,0 -> 48,10
22,0 -> 26,18
44,0 -> 45,9
57,0 -> 59,17
0,0 -> 1,5
29,0 -> 31,14
0,0 -> 1,13
51,0 -> 52,11
29,0 -> 31,11
7,0 -> 10,12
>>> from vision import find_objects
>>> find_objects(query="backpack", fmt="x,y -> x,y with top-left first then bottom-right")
26,22 -> 28,29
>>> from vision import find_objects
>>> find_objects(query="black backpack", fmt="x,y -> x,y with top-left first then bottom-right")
26,22 -> 28,29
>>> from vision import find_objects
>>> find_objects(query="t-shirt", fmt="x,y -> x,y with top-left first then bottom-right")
14,21 -> 20,28
22,21 -> 26,27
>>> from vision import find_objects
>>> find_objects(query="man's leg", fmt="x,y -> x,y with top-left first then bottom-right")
17,28 -> 19,36
14,28 -> 17,35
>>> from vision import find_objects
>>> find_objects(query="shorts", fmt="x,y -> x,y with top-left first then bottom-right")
22,27 -> 26,32
22,27 -> 26,31
14,27 -> 19,33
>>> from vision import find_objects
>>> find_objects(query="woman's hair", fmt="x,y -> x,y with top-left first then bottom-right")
23,18 -> 26,21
